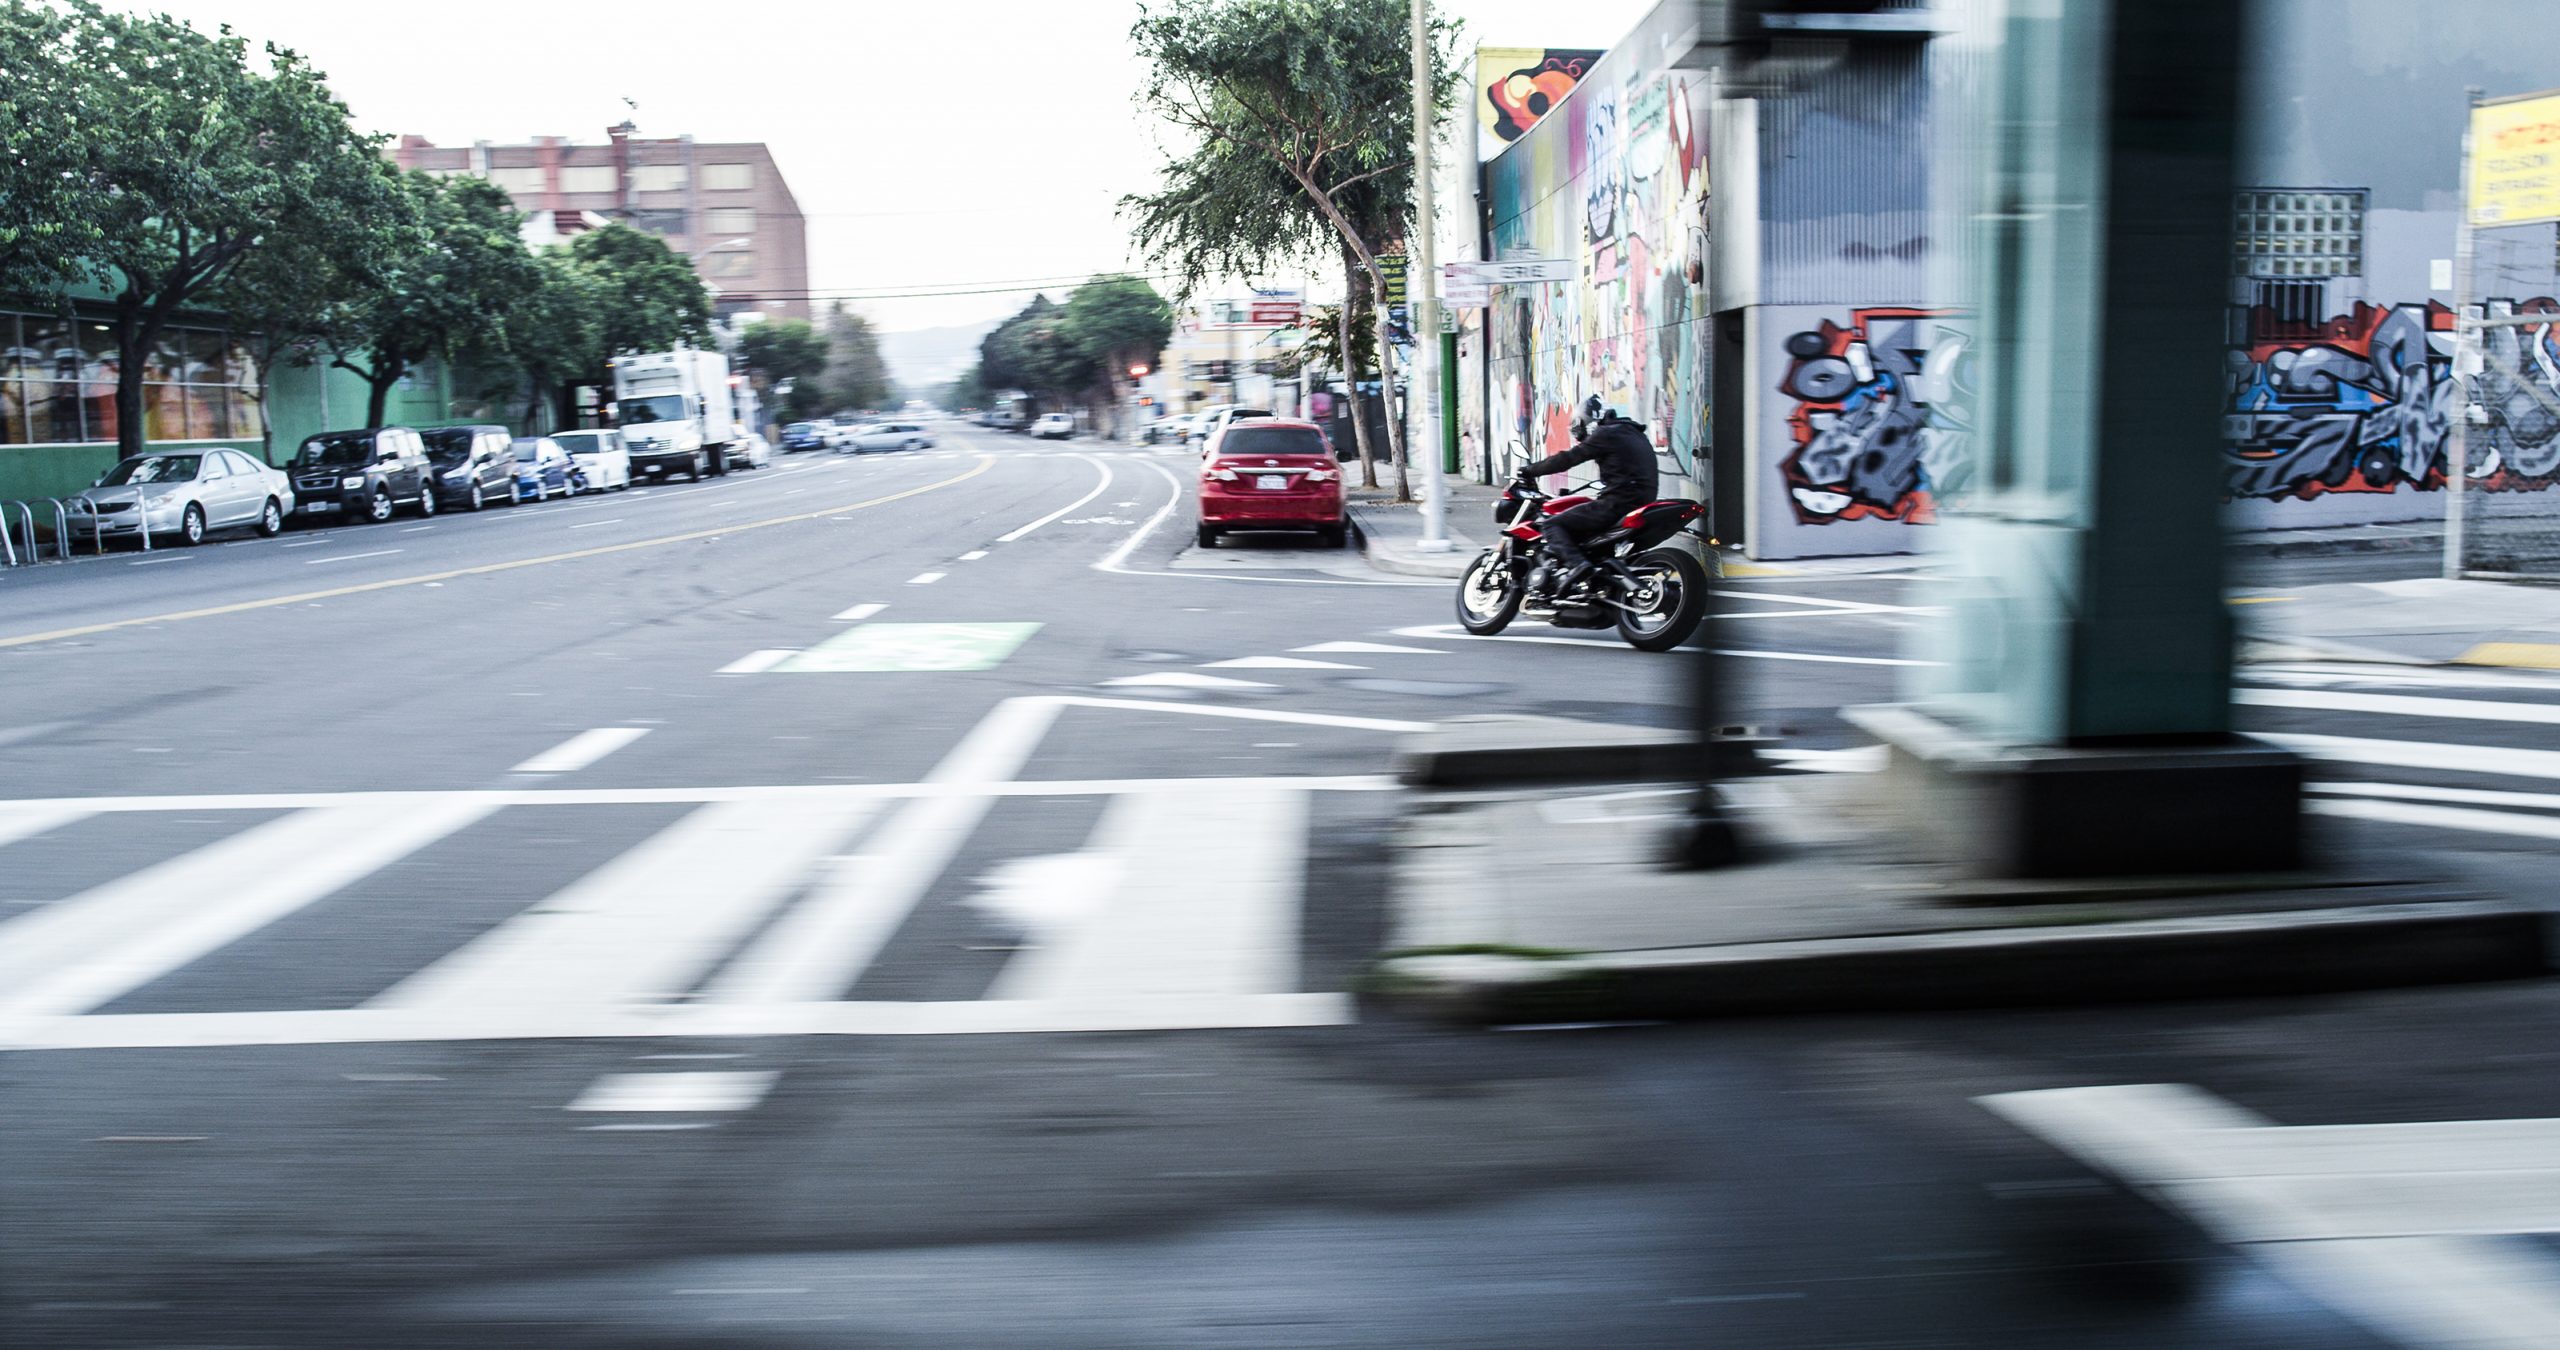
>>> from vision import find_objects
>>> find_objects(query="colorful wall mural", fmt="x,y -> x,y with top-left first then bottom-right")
1484,67 -> 1711,487
1774,308 -> 1970,525
2226,297 -> 2560,501
1475,48 -> 1603,158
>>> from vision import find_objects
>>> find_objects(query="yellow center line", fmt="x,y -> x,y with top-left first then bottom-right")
0,455 -> 996,651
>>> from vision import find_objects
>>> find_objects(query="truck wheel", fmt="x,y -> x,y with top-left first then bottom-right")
710,450 -> 730,477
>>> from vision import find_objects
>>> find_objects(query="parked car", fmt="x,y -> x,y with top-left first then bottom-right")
780,421 -> 831,453
1196,419 -> 1346,549
65,449 -> 292,547
419,424 -> 519,512
1146,412 -> 1197,445
729,432 -> 773,469
509,437 -> 576,501
287,427 -> 436,523
1197,407 -> 1272,457
841,421 -> 936,453
550,429 -> 633,492
1029,413 -> 1075,440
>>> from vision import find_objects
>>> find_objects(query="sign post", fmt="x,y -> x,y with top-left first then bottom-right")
1408,0 -> 1450,553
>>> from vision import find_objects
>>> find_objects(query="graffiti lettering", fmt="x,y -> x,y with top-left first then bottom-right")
1777,310 -> 1970,524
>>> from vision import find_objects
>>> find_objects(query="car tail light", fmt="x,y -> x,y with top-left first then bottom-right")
1209,467 -> 1239,482
1306,467 -> 1337,483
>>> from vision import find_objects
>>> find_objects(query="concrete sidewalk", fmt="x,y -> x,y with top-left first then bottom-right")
1343,483 -> 1495,579
1366,767 -> 2546,1024
2241,576 -> 2560,666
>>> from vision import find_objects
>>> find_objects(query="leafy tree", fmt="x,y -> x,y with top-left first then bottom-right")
8,1 -> 406,457
1060,275 -> 1173,434
332,172 -> 538,428
819,303 -> 891,412
504,251 -> 608,429
567,224 -> 713,386
1129,0 -> 1458,497
979,295 -> 1086,407
940,363 -> 990,411
736,316 -> 829,418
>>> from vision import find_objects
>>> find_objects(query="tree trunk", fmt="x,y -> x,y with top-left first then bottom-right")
111,309 -> 156,461
363,355 -> 405,428
1337,252 -> 1377,488
1370,265 -> 1412,504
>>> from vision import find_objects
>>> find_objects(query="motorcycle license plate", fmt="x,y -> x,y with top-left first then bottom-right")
1255,474 -> 1287,490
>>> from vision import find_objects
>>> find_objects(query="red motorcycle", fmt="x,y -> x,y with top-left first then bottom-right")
1455,480 -> 1711,651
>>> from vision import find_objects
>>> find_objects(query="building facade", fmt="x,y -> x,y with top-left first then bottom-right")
393,125 -> 811,323
1459,0 -> 2560,560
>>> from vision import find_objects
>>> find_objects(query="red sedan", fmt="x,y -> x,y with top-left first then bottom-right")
1196,419 -> 1347,548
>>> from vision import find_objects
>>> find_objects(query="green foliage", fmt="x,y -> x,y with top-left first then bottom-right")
978,277 -> 1172,415
332,172 -> 541,426
2,0 -> 407,454
820,304 -> 891,413
939,362 -> 991,410
566,224 -> 714,377
1285,302 -> 1375,377
503,250 -> 609,429
737,318 -> 828,386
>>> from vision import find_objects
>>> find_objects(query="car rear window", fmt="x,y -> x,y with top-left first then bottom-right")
1220,426 -> 1327,457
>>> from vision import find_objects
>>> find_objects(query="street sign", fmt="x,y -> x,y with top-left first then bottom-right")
1444,258 -> 1574,285
2470,88 -> 2560,227
1439,282 -> 1491,309
1378,254 -> 1408,304
1246,287 -> 1303,325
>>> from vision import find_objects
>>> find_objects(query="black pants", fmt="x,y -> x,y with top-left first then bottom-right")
1539,496 -> 1638,569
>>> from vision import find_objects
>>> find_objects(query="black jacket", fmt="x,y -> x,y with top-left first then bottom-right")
1521,418 -> 1658,504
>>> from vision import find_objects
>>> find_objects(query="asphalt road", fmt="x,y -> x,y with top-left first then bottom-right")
2,425 -> 2551,1348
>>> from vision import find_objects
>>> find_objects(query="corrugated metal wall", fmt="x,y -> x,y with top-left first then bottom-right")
1755,45 -> 1935,306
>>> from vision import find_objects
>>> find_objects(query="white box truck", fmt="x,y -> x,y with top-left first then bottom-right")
612,350 -> 737,480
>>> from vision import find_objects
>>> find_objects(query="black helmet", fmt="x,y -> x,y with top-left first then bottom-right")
1570,395 -> 1618,441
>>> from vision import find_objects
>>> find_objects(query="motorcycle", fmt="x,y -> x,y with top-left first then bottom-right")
1455,479 -> 1711,652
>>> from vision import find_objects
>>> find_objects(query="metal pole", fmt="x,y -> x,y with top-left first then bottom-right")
2447,86 -> 2482,581
1410,0 -> 1451,552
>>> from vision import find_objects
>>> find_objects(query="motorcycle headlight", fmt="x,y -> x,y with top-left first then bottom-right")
340,476 -> 364,489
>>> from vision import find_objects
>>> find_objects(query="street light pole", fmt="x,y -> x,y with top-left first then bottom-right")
1410,0 -> 1451,552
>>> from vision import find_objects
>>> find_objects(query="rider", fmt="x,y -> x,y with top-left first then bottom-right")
1514,397 -> 1658,599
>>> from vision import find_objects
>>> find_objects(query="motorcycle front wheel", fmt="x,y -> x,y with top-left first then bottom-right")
1615,548 -> 1709,651
1456,551 -> 1523,635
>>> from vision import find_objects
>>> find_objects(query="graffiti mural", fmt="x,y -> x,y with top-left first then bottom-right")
1477,48 -> 1602,154
2226,297 -> 2560,499
1776,309 -> 1971,524
1485,67 -> 1712,483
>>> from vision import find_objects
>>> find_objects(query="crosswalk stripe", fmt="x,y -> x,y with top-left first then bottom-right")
2264,732 -> 2560,780
2309,796 -> 2560,841
0,803 -> 90,850
371,798 -> 878,1016
988,787 -> 1305,1000
2239,686 -> 2560,726
0,799 -> 494,1020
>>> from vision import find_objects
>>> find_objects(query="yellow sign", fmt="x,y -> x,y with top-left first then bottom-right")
2470,90 -> 2560,227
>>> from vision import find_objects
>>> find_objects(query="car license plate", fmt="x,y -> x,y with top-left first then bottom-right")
1256,474 -> 1288,490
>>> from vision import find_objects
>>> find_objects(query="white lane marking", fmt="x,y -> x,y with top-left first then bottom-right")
400,525 -> 435,533
1980,1084 -> 2560,1349
568,1071 -> 781,1112
988,786 -> 1305,1000
0,774 -> 1399,816
2310,779 -> 2560,812
305,549 -> 401,565
906,571 -> 945,585
568,518 -> 624,530
831,603 -> 886,623
998,453 -> 1115,541
1389,624 -> 1939,664
1708,590 -> 1934,616
2240,686 -> 2560,727
2309,796 -> 2560,841
511,727 -> 651,775
2242,663 -> 2560,694
5,994 -> 1355,1050
959,550 -> 988,561
127,555 -> 188,566
1102,672 -> 1276,690
718,649 -> 799,675
0,799 -> 494,1020
280,538 -> 329,548
703,697 -> 1065,1005
2264,732 -> 2560,781
1294,641 -> 1444,655
1760,745 -> 1888,772
0,804 -> 94,849
1202,656 -> 1365,670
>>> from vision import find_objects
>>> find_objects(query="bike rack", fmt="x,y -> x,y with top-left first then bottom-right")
0,500 -> 36,566
1,498 -> 90,565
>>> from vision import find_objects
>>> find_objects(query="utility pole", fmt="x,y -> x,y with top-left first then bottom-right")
1410,0 -> 1451,552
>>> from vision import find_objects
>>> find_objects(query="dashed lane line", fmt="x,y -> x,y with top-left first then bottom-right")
0,456 -> 995,651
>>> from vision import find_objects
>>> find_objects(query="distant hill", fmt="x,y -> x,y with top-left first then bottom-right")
878,321 -> 999,392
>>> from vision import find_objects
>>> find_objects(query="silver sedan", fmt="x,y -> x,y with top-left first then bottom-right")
66,449 -> 294,547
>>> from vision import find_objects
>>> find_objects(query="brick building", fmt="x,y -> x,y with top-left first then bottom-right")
392,124 -> 810,322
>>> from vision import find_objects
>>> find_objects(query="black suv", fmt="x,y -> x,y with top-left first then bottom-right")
288,428 -> 436,524
419,424 -> 518,512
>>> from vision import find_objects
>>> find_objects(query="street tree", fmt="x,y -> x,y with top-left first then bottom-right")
1060,275 -> 1173,433
503,250 -> 609,430
332,172 -> 539,428
8,1 -> 406,458
940,363 -> 991,411
736,317 -> 830,418
565,223 -> 714,386
820,304 -> 892,413
1129,0 -> 1458,497
978,295 -> 1087,409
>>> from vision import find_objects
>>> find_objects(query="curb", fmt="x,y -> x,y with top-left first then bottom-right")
1346,509 -> 1473,579
1364,899 -> 2549,1024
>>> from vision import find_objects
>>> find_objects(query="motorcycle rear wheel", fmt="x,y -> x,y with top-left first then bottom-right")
1456,551 -> 1522,635
1615,548 -> 1709,651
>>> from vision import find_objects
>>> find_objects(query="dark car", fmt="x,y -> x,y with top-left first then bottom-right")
420,424 -> 519,512
287,427 -> 436,524
780,421 -> 830,453
509,437 -> 576,501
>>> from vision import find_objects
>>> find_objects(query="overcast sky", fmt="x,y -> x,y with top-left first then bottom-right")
134,0 -> 1655,333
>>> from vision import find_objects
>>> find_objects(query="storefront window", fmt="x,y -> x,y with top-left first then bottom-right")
25,315 -> 84,443
0,312 -> 257,445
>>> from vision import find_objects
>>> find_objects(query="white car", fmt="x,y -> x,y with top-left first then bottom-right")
841,422 -> 936,453
1030,413 -> 1075,440
67,449 -> 293,546
727,433 -> 773,470
549,429 -> 633,492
